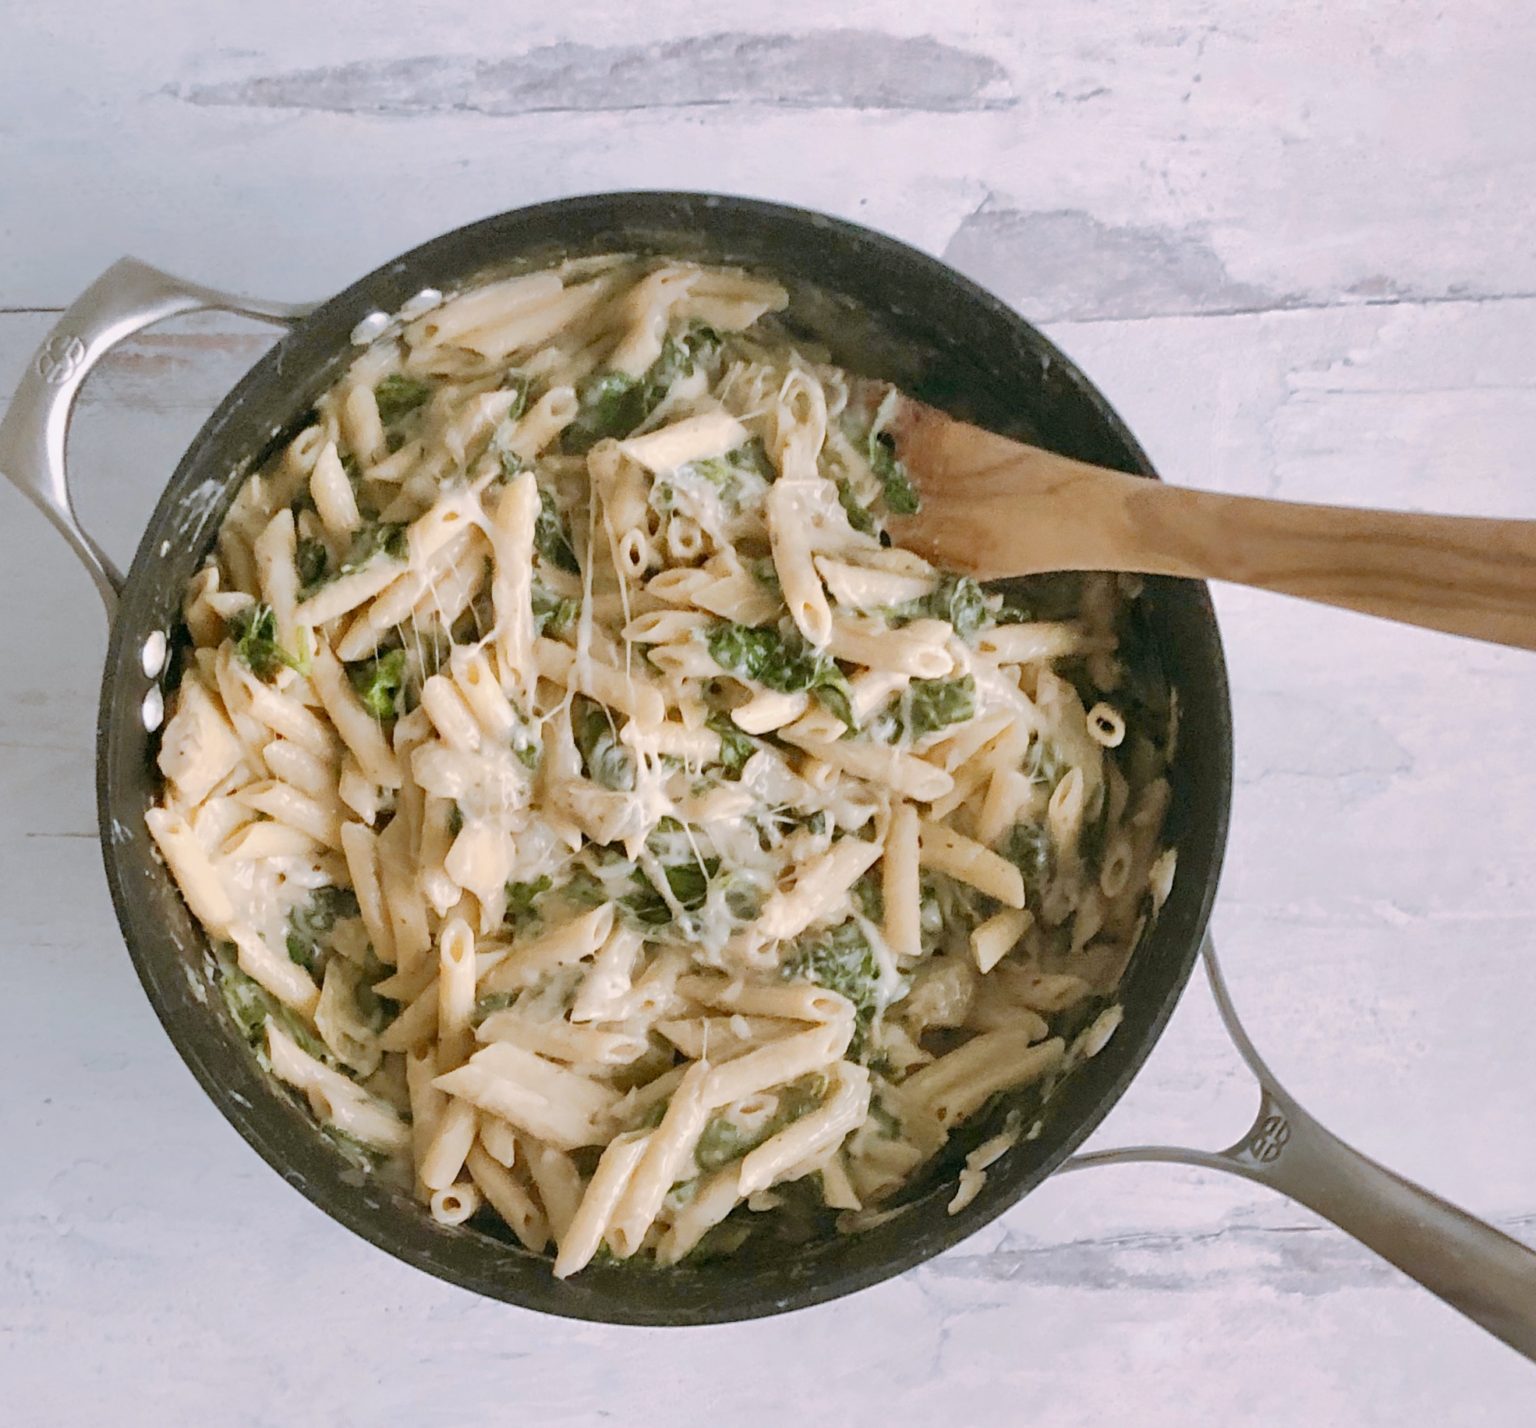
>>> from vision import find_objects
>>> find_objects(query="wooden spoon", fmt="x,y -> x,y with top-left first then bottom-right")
882,395 -> 1536,651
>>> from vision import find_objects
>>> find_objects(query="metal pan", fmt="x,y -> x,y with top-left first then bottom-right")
4,194 -> 1533,1349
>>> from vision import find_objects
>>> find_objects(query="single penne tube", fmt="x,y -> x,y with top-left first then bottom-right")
730,689 -> 809,735
340,383 -> 386,466
619,719 -> 719,764
970,907 -> 1031,974
553,1131 -> 650,1279
817,1150 -> 862,1211
521,1138 -> 586,1243
261,737 -> 335,800
701,1023 -> 850,1110
466,1144 -> 550,1252
777,729 -> 954,803
340,820 -> 396,965
266,1018 -> 409,1154
235,778 -> 343,851
618,409 -> 747,473
900,1032 -> 1065,1130
656,1163 -> 744,1266
674,977 -> 851,1025
477,1115 -> 521,1168
452,647 -> 519,741
532,637 -> 665,728
654,1014 -> 799,1061
766,483 -> 833,647
436,916 -> 477,1068
295,558 -> 405,627
826,617 -> 954,679
406,1044 -> 446,1197
420,674 -> 482,753
428,1182 -> 481,1227
419,1096 -> 478,1192
309,641 -> 402,789
758,837 -> 881,943
919,819 -> 1025,908
377,979 -> 439,1053
310,440 -> 361,536
377,813 -> 431,972
476,1011 -> 648,1066
975,621 -> 1088,664
738,1062 -> 869,1197
407,271 -> 566,347
145,807 -> 234,934
488,472 -> 539,704
478,905 -> 616,994
976,767 -> 1033,848
499,386 -> 580,464
433,1042 -> 622,1151
882,803 -> 922,961
814,556 -> 934,612
221,821 -> 322,860
606,1062 -> 712,1258
232,924 -> 320,1017
253,507 -> 307,665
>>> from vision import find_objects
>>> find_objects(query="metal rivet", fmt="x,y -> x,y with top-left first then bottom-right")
350,311 -> 390,345
399,287 -> 443,320
141,629 -> 168,678
141,686 -> 164,731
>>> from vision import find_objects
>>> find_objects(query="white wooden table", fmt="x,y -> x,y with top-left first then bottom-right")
4,3 -> 1534,1421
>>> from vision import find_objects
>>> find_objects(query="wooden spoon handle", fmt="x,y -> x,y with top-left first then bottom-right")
889,406 -> 1536,651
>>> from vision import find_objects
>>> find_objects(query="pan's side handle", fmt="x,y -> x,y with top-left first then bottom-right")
0,258 -> 313,619
1060,937 -> 1536,1362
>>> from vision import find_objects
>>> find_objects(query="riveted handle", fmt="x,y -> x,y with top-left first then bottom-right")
1061,937 -> 1536,1362
0,258 -> 312,619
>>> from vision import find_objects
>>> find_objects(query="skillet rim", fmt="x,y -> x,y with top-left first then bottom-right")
96,191 -> 1232,1324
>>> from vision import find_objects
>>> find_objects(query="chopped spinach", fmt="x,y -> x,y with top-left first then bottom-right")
706,712 -> 758,776
1004,821 -> 1054,902
836,477 -> 877,536
285,886 -> 360,971
374,374 -> 433,426
706,622 -> 855,730
532,584 -> 579,638
501,370 -> 532,421
296,538 -> 330,588
879,674 -> 977,744
215,942 -> 329,1062
505,874 -> 553,929
694,1074 -> 827,1172
573,697 -> 635,792
621,857 -> 719,926
782,918 -> 880,1047
228,603 -> 304,682
867,391 -> 920,515
340,521 -> 409,573
535,488 -> 580,574
889,573 -> 991,642
562,325 -> 719,452
347,648 -> 408,721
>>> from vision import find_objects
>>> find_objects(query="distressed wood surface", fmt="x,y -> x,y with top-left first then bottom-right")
3,3 -> 1536,1423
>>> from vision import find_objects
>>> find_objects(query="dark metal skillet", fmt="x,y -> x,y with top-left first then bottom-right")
3,194 -> 1533,1350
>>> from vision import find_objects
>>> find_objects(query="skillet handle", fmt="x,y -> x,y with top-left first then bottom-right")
0,258 -> 312,620
1061,936 -> 1536,1362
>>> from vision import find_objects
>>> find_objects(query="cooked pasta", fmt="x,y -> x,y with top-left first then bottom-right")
148,256 -> 1176,1276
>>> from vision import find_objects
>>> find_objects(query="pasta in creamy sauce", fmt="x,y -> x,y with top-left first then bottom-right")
148,256 -> 1177,1274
